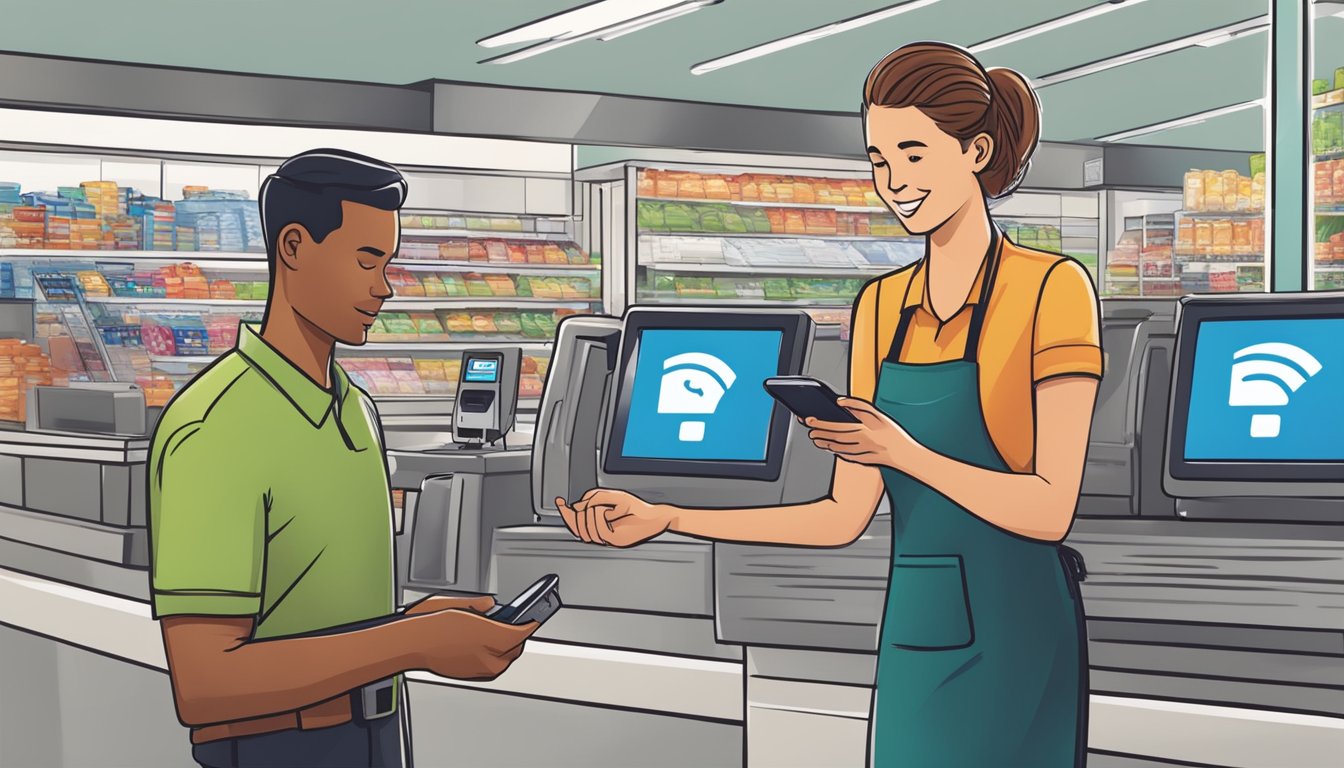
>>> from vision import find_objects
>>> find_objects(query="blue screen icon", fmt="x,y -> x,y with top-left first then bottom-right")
620,329 -> 784,461
464,358 -> 499,383
1184,318 -> 1344,461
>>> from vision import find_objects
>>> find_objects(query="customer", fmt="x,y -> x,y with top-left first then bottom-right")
149,148 -> 536,768
558,43 -> 1099,767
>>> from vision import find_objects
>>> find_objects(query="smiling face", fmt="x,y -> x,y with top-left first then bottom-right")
865,106 -> 994,236
279,200 -> 399,346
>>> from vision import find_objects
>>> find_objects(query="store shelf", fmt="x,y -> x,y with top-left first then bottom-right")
637,196 -> 886,213
0,249 -> 264,261
402,229 -> 572,241
1315,149 -> 1344,162
640,262 -> 892,277
1174,254 -> 1266,264
1312,90 -> 1344,109
341,341 -> 553,352
80,297 -> 594,310
637,228 -> 913,243
1315,210 -> 1344,217
396,260 -> 600,274
1314,266 -> 1344,273
1175,211 -> 1265,220
634,294 -> 855,307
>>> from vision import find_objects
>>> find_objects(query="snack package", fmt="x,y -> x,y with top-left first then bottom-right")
441,311 -> 473,334
485,274 -> 516,296
507,243 -> 528,263
655,172 -> 680,198
467,242 -> 489,262
471,313 -> 498,333
409,312 -> 446,339
493,312 -> 523,335
477,240 -> 504,263
705,178 -> 731,200
439,240 -> 470,262
521,355 -> 538,374
1203,170 -> 1224,212
515,276 -> 533,297
740,178 -> 760,201
1221,170 -> 1239,211
381,312 -> 417,341
804,209 -> 838,235
793,182 -> 816,204
519,312 -> 544,338
367,316 -> 389,340
420,274 -> 447,297
526,244 -> 547,264
699,206 -> 727,233
637,171 -> 656,197
1232,221 -> 1252,255
464,273 -> 494,297
566,245 -> 589,265
544,244 -> 569,264
783,209 -> 808,235
440,274 -> 467,297
678,176 -> 706,199
1183,170 -> 1204,211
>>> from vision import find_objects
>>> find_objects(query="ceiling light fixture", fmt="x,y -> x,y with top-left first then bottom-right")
690,0 -> 943,76
1095,99 -> 1264,142
1034,16 -> 1270,87
478,0 -> 720,64
968,0 -> 1153,54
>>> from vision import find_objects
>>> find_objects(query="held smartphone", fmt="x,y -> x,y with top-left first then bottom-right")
763,376 -> 860,423
487,574 -> 562,626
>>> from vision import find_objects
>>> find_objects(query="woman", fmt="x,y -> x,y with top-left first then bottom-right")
558,42 -> 1100,767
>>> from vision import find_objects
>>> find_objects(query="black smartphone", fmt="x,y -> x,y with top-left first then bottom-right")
763,376 -> 860,423
487,574 -> 562,626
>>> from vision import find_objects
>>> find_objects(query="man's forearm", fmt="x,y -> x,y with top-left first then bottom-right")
164,616 -> 422,725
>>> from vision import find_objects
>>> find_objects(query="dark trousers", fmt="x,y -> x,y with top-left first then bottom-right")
192,711 -> 405,768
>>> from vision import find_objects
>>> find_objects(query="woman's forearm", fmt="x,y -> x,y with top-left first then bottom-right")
901,445 -> 1073,541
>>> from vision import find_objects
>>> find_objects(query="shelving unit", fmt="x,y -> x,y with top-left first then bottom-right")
0,153 -> 602,409
1105,214 -> 1177,297
622,164 -> 924,326
1312,92 -> 1344,289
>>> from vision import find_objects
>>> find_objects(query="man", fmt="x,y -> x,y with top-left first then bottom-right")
148,148 -> 537,768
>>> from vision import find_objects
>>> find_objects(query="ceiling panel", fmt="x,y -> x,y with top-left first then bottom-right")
0,0 -> 1309,153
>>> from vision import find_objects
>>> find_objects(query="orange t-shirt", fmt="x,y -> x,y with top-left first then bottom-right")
849,238 -> 1102,474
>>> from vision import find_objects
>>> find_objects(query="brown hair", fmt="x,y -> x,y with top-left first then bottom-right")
863,42 -> 1041,198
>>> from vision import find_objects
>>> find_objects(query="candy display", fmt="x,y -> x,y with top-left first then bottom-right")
0,179 -> 264,252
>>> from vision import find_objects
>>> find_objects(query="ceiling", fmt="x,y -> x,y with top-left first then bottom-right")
1,0 -> 1341,154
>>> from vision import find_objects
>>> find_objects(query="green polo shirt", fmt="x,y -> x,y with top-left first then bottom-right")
149,323 -> 395,640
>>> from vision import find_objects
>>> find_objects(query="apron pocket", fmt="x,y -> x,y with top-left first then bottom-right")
885,555 -> 974,650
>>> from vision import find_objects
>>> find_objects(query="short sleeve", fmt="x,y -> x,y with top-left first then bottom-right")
848,280 -> 880,400
1032,259 -> 1102,383
149,420 -> 265,618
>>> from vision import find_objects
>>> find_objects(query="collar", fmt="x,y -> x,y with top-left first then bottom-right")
903,228 -> 1002,314
236,323 -> 349,428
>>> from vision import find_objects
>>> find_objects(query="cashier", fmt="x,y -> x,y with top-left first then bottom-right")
559,43 -> 1100,767
148,149 -> 536,768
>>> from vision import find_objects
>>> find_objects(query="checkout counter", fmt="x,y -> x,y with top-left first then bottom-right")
1,296 -> 1343,768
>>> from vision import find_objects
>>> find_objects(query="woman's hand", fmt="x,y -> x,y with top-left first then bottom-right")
555,489 -> 672,548
805,397 -> 922,469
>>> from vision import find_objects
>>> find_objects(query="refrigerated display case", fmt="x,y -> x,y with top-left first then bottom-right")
0,152 -> 600,423
1105,214 -> 1178,297
1312,80 -> 1344,290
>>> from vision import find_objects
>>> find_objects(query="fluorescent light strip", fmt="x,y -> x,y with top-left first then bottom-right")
1096,100 -> 1264,142
1035,16 -> 1269,87
968,0 -> 1153,54
479,0 -> 717,64
691,0 -> 943,76
478,0 -> 690,47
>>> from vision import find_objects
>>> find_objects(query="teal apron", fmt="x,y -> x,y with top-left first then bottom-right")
869,231 -> 1088,767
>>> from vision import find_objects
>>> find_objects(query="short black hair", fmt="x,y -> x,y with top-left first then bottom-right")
258,148 -> 408,269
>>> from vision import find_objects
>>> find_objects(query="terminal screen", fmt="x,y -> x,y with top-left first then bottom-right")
618,328 -> 784,462
1183,317 -> 1344,461
464,358 -> 499,383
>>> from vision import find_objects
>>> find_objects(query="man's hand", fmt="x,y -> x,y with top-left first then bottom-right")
403,594 -> 495,617
402,610 -> 538,681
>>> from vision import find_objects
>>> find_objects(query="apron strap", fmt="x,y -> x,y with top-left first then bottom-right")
884,227 -> 1004,365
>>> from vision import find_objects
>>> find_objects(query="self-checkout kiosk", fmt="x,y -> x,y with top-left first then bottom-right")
398,347 -> 533,596
1163,291 -> 1344,520
501,306 -> 888,768
1078,298 -> 1179,517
